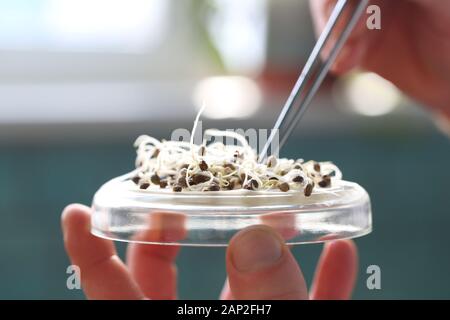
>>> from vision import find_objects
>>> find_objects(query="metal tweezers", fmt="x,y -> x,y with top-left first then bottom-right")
259,0 -> 369,162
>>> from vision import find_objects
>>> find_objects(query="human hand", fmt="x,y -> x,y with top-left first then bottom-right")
310,0 -> 450,116
62,204 -> 357,299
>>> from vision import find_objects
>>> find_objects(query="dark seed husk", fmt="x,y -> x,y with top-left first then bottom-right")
279,182 -> 290,192
140,183 -> 150,190
150,174 -> 160,185
172,184 -> 182,192
318,175 -> 331,188
179,168 -> 187,177
314,163 -> 321,172
208,183 -> 220,191
318,180 -> 328,188
132,176 -> 140,185
159,180 -> 168,188
304,183 -> 314,196
178,177 -> 188,188
267,155 -> 277,168
198,145 -> 206,156
269,176 -> 279,181
292,175 -> 304,183
199,160 -> 208,171
229,177 -> 241,190
152,148 -> 160,158
244,179 -> 258,190
243,183 -> 254,190
189,173 -> 210,185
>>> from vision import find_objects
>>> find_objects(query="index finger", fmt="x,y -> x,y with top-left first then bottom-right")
309,0 -> 369,73
126,211 -> 187,300
62,204 -> 144,300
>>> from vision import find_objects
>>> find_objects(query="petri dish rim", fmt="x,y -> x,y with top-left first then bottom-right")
91,172 -> 372,246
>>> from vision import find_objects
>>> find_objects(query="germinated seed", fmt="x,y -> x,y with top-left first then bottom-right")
199,145 -> 206,156
318,175 -> 331,188
208,183 -> 220,191
267,155 -> 277,168
279,182 -> 290,192
177,177 -> 187,188
223,163 -> 235,170
190,173 -> 210,185
304,183 -> 314,196
132,176 -> 140,185
199,160 -> 208,171
314,163 -> 321,172
152,148 -> 160,158
140,183 -> 150,190
133,130 -> 341,194
150,174 -> 160,185
159,180 -> 168,188
229,177 -> 241,190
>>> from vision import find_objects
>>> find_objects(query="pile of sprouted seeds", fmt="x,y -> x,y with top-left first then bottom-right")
131,110 -> 342,196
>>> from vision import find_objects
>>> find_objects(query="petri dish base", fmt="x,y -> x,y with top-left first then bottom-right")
91,172 -> 372,246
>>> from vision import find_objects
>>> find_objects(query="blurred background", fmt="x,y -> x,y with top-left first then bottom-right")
0,0 -> 449,299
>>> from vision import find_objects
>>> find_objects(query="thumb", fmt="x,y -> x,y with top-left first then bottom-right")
226,225 -> 308,300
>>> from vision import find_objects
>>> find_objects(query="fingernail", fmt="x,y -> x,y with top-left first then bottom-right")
231,227 -> 284,272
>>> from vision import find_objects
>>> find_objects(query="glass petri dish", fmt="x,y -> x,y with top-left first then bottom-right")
91,172 -> 372,246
